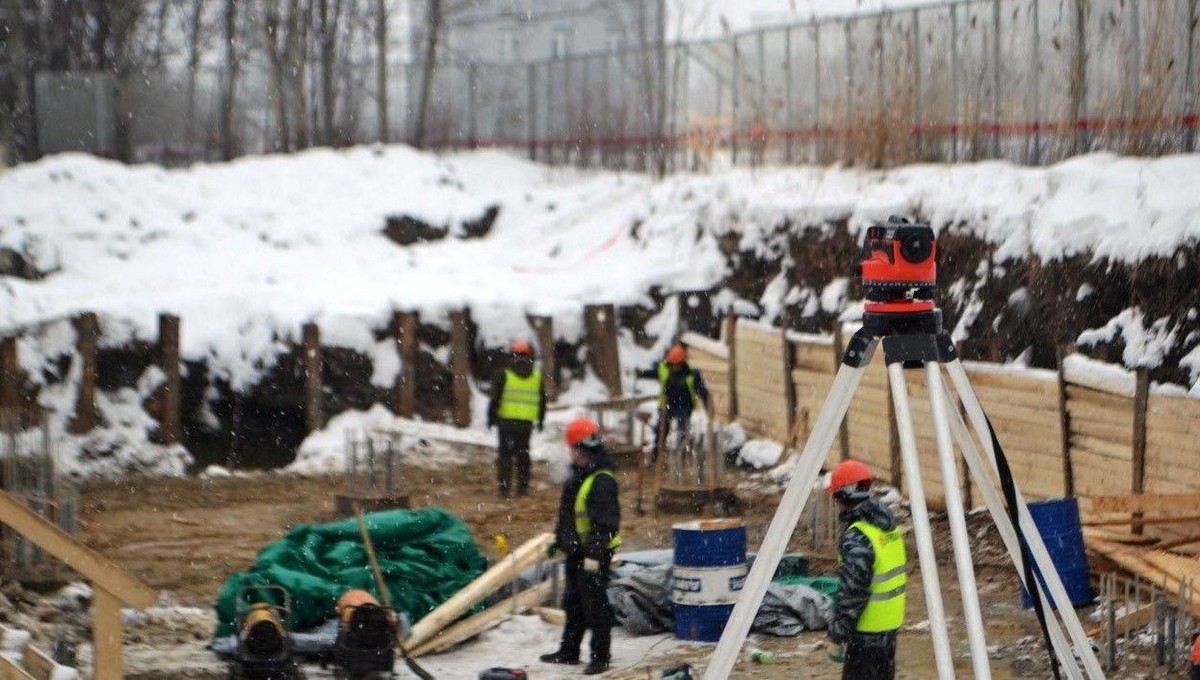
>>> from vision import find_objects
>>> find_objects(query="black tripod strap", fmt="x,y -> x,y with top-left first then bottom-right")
987,414 -> 1062,680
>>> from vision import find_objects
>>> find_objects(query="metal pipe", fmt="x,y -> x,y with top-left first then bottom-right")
888,363 -> 955,679
926,363 -> 991,679
704,358 -> 870,680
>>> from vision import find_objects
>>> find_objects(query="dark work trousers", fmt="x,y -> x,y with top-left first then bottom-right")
559,556 -> 613,663
650,411 -> 691,464
496,420 -> 533,496
842,631 -> 897,680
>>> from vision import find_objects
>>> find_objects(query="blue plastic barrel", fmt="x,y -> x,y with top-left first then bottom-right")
1020,497 -> 1094,609
671,519 -> 748,642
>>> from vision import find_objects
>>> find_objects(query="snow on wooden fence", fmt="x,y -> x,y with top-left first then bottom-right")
709,317 -> 1200,511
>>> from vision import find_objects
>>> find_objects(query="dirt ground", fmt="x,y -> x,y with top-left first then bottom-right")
72,451 -> 1175,679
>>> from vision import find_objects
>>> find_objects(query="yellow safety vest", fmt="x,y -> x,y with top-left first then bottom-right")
848,520 -> 907,633
574,470 -> 622,550
497,369 -> 542,422
656,362 -> 698,408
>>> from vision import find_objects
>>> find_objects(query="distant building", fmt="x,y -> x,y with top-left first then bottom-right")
407,0 -> 667,146
409,0 -> 665,66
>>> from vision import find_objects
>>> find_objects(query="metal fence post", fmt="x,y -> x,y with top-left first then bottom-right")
1187,0 -> 1198,152
845,20 -> 854,161
758,29 -> 767,149
951,2 -> 960,162
992,0 -> 1002,159
545,59 -> 555,164
814,23 -> 822,163
732,34 -> 741,165
1032,0 -> 1042,164
467,63 -> 478,148
527,63 -> 537,161
913,8 -> 922,159
785,27 -> 794,163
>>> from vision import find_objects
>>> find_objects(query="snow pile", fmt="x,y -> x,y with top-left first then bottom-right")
4,147 -> 1200,475
737,439 -> 786,469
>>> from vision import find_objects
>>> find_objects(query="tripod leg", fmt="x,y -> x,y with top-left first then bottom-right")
887,362 -> 955,680
703,359 -> 869,680
939,379 -> 1085,680
926,362 -> 992,680
944,360 -> 1105,680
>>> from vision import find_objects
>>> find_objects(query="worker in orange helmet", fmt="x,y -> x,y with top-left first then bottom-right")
824,459 -> 906,680
540,417 -> 621,676
486,340 -> 546,498
637,343 -> 709,463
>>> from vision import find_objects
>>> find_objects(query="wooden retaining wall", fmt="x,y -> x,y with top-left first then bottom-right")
705,318 -> 1200,511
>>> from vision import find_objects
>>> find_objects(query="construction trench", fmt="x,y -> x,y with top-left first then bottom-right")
0,217 -> 1199,678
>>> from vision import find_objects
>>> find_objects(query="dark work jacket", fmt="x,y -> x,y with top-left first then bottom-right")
828,497 -> 900,646
635,362 -> 710,418
486,354 -> 547,428
554,447 -> 621,561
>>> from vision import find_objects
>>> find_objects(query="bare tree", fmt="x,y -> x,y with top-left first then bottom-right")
182,0 -> 207,152
263,0 -> 311,152
219,0 -> 239,160
413,0 -> 442,149
1,0 -> 35,161
316,0 -> 346,146
375,0 -> 388,143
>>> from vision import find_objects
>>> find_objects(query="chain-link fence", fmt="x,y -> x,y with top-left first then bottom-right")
417,0 -> 1199,170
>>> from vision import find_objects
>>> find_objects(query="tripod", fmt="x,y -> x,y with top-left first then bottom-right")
704,308 -> 1105,680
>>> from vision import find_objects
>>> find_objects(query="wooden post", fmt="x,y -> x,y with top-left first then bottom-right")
527,315 -> 558,401
724,316 -> 738,420
302,323 -> 324,433
393,311 -> 418,418
583,304 -> 622,398
157,314 -> 181,446
1055,344 -> 1074,497
93,587 -> 123,680
70,313 -> 99,434
449,309 -> 472,428
833,324 -> 850,462
782,329 -> 797,446
0,337 -> 17,423
1132,368 -> 1151,534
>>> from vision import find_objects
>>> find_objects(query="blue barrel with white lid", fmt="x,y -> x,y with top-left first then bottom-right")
671,518 -> 748,641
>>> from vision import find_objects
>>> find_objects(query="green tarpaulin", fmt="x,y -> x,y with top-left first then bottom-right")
214,507 -> 487,637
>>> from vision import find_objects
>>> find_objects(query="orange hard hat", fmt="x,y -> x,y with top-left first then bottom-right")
826,459 -> 873,496
336,589 -> 380,623
564,417 -> 601,448
666,344 -> 687,364
511,340 -> 532,355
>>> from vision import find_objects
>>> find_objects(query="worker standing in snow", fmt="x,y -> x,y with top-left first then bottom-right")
824,459 -> 906,680
638,344 -> 710,462
541,417 -> 621,676
486,341 -> 546,498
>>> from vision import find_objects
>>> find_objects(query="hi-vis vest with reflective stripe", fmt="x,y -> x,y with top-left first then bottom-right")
497,369 -> 542,422
656,362 -> 698,408
574,470 -> 622,550
849,520 -> 907,632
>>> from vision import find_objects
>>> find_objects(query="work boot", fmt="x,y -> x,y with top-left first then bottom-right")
583,659 -> 610,675
538,650 -> 580,665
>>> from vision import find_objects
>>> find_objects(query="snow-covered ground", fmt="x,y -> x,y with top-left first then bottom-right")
3,147 -> 1199,474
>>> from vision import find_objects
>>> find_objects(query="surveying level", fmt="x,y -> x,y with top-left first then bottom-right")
703,217 -> 1104,680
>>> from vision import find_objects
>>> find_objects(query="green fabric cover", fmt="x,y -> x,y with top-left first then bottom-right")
772,574 -> 841,599
214,507 -> 486,637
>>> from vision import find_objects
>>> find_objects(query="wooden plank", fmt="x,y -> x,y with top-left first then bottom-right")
20,644 -> 53,680
0,491 -> 155,607
1131,370 -> 1150,533
409,580 -> 553,657
1072,436 -> 1131,461
527,315 -> 558,401
1088,493 -> 1200,515
93,587 -> 123,680
393,311 -> 418,418
157,313 -> 182,446
70,312 -> 99,434
449,309 -> 473,426
1148,393 -> 1200,418
1084,603 -> 1154,638
1146,415 -> 1200,438
0,657 -> 34,680
1067,384 -> 1135,410
1071,418 -> 1134,445
1082,527 -> 1161,545
302,322 -> 324,432
1083,513 -> 1200,528
963,369 -> 1059,395
971,385 -> 1059,410
1056,344 -> 1074,497
536,606 -> 566,626
407,533 -> 553,649
583,304 -> 622,398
